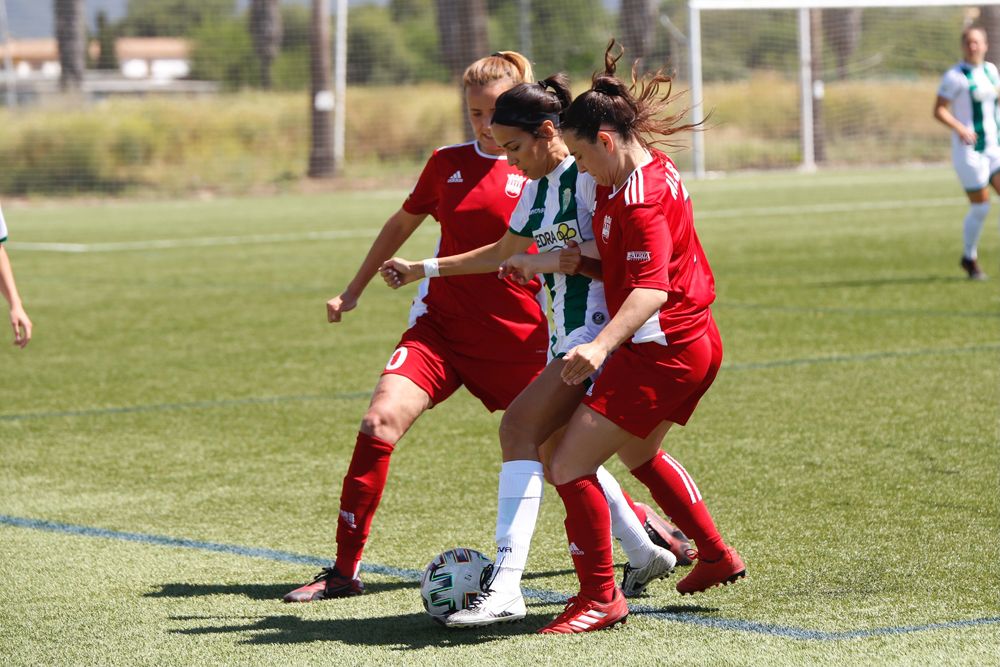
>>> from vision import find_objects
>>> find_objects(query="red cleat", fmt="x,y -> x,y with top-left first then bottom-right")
538,588 -> 629,634
676,546 -> 746,595
635,501 -> 693,567
282,567 -> 364,602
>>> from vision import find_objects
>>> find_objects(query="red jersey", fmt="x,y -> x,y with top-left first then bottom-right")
402,141 -> 547,355
593,151 -> 715,346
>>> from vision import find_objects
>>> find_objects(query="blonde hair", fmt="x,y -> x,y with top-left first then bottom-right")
463,51 -> 534,89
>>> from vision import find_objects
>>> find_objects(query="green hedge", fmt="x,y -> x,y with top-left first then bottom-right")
0,78 -> 948,196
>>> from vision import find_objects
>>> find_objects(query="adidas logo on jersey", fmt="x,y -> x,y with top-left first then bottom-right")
569,542 -> 585,556
447,170 -> 463,183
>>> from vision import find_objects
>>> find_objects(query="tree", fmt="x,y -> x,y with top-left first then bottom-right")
823,8 -> 861,80
54,0 -> 84,92
309,0 -> 334,177
119,0 -> 236,37
620,0 -> 658,66
980,6 -> 1000,70
435,0 -> 487,140
435,0 -> 487,81
95,10 -> 119,71
249,0 -> 282,89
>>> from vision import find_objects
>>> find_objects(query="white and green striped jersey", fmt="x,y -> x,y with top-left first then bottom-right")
939,61 -> 1000,152
508,156 -> 608,357
0,203 -> 7,244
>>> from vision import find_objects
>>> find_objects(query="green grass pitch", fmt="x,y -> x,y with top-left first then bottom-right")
1,166 -> 998,666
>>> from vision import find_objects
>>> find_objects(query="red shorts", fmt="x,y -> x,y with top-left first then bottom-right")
583,317 -> 722,438
382,314 -> 546,412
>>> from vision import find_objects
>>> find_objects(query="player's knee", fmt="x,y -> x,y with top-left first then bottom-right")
499,413 -> 545,460
359,408 -> 403,443
547,453 -> 578,487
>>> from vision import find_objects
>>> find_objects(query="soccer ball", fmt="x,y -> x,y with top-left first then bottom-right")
419,547 -> 493,623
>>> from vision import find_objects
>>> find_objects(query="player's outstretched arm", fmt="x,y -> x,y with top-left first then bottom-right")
327,208 -> 426,323
0,246 -> 31,348
380,230 -> 533,289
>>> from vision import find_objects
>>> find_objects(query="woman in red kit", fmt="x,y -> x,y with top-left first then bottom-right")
283,51 -> 551,602
537,42 -> 745,634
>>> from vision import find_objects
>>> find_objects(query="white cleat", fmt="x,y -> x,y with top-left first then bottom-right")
444,588 -> 527,628
620,545 -> 677,597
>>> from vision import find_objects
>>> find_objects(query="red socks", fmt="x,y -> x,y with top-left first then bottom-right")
631,450 -> 726,561
334,432 -> 395,578
556,475 -> 616,603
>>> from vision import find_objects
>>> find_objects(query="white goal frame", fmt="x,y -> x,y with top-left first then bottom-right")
687,0 -> 1000,176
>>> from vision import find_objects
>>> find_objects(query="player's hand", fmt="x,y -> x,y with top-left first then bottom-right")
379,257 -> 421,289
559,240 -> 582,275
561,341 -> 608,385
9,305 -> 31,348
959,126 -> 979,145
326,291 -> 358,323
498,254 -> 536,285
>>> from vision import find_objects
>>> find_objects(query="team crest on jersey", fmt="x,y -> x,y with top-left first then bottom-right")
592,312 -> 606,325
602,215 -> 612,241
560,187 -> 572,213
505,173 -> 527,198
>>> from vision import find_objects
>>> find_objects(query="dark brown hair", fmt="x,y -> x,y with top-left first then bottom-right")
492,73 -> 573,134
562,40 -> 701,148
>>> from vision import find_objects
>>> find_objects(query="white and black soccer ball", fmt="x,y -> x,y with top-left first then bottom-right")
419,547 -> 494,624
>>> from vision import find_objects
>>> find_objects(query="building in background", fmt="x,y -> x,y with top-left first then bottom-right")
0,36 -> 215,102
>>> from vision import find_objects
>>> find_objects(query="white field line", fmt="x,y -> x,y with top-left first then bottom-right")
9,196 -> 966,253
696,196 -> 964,220
11,227 -> 435,253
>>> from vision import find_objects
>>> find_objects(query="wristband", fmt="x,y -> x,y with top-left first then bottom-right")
422,258 -> 440,278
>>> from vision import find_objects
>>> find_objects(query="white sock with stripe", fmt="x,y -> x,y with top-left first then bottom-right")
596,465 -> 655,568
963,201 -> 990,259
490,460 -> 544,594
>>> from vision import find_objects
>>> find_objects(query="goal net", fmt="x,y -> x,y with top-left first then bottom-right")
2,1 -> 1000,194
687,0 -> 1000,175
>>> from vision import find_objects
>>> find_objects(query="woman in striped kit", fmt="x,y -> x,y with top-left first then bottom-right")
934,25 -> 1000,279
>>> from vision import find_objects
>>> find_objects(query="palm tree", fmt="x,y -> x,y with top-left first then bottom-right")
620,0 -> 657,67
54,0 -> 84,92
435,0 -> 487,140
249,0 -> 282,89
309,0 -> 334,177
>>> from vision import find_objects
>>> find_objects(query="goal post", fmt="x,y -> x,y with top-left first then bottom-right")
687,0 -> 1000,177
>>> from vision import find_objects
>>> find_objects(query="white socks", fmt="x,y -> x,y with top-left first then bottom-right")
490,460 -> 544,594
963,201 -> 990,259
596,465 -> 656,568
490,461 -> 657,593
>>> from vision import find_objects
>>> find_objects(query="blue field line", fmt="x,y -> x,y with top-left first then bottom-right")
2,514 -> 998,641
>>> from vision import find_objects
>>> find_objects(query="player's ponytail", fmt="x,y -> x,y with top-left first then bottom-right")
562,39 -> 703,149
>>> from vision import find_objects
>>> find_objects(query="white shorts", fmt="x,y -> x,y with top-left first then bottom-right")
549,316 -> 607,360
952,142 -> 1000,191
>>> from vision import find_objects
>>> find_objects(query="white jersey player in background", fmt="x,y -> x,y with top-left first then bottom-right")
935,25 -> 1000,280
0,202 -> 32,348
